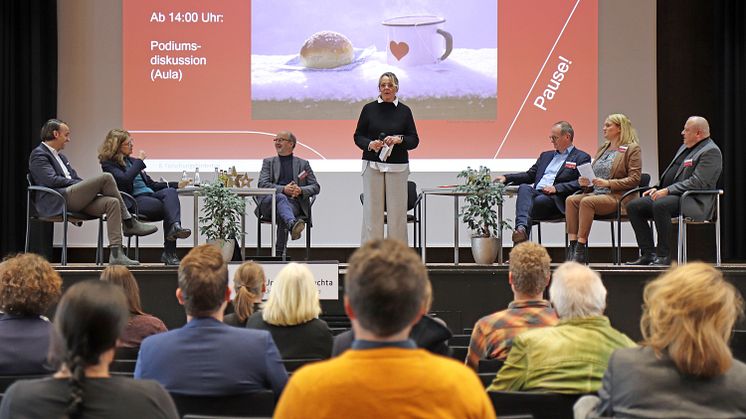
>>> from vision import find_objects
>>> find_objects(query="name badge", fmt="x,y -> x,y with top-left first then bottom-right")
618,146 -> 627,153
564,161 -> 577,169
683,159 -> 693,167
298,170 -> 308,180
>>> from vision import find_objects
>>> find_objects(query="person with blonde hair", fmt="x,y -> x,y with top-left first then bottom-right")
0,253 -> 61,374
224,261 -> 266,327
578,262 -> 746,418
246,262 -> 333,359
489,262 -> 635,394
99,128 -> 190,265
465,242 -> 558,370
565,113 -> 642,263
100,266 -> 167,347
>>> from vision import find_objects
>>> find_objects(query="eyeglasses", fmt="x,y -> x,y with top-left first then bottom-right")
273,138 -> 290,143
549,135 -> 560,142
379,83 -> 397,89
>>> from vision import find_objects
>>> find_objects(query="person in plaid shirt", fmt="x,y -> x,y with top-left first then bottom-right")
466,242 -> 558,370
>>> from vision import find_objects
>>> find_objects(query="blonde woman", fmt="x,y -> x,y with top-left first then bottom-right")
245,263 -> 333,359
224,262 -> 266,327
565,114 -> 642,263
578,263 -> 746,418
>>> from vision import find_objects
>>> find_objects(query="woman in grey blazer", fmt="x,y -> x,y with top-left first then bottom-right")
576,262 -> 746,419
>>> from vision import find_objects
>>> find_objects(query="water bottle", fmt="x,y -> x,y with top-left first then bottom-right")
181,170 -> 188,182
194,167 -> 201,186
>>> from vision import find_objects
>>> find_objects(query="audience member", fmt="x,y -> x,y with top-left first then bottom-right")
576,262 -> 746,418
465,242 -> 558,370
0,253 -> 61,374
246,263 -> 333,359
99,129 -> 191,265
28,119 -> 157,265
100,265 -> 167,348
332,278 -> 452,357
626,116 -> 722,266
0,281 -> 178,419
495,121 -> 591,245
274,239 -> 494,418
224,261 -> 265,327
489,262 -> 635,394
135,244 -> 287,396
565,113 -> 642,263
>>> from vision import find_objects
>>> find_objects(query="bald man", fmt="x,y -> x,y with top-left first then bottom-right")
626,116 -> 722,266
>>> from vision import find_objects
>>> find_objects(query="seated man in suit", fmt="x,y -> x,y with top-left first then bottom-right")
28,119 -> 157,265
495,121 -> 591,244
135,244 -> 287,397
488,262 -> 636,394
465,242 -> 558,371
256,131 -> 320,257
625,116 -> 722,266
274,240 -> 494,418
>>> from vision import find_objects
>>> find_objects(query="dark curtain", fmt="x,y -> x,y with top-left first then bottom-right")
657,0 -> 746,261
0,0 -> 57,258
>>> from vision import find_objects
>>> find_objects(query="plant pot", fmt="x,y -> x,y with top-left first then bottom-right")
471,236 -> 500,265
208,239 -> 235,262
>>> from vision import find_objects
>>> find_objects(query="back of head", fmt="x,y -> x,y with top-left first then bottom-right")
346,239 -> 429,337
232,261 -> 266,323
509,242 -> 551,297
689,115 -> 711,137
549,262 -> 606,320
100,265 -> 145,315
50,280 -> 128,418
262,262 -> 321,326
606,113 -> 639,145
0,253 -> 61,316
178,244 -> 228,317
641,262 -> 743,378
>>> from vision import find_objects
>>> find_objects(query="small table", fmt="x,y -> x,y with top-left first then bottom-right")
178,186 -> 277,259
421,187 -> 504,265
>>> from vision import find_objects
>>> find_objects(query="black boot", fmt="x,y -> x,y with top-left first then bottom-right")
573,242 -> 588,264
567,240 -> 577,262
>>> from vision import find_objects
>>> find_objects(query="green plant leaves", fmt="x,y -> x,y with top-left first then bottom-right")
456,166 -> 512,238
198,181 -> 246,241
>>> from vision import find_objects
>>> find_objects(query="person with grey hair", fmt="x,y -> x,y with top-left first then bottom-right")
495,121 -> 591,245
488,262 -> 635,394
626,116 -> 722,266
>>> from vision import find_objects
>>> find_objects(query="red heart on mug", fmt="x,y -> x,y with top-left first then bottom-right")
389,41 -> 409,61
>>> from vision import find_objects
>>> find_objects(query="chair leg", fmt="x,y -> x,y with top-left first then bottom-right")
256,220 -> 262,256
135,236 -> 140,261
610,223 -> 616,264
677,215 -> 684,265
127,236 -> 132,258
25,195 -> 32,254
716,196 -> 721,266
96,218 -> 104,266
305,225 -> 311,261
62,217 -> 69,266
536,223 -> 542,244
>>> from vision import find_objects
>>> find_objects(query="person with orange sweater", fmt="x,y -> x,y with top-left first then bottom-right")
274,239 -> 494,419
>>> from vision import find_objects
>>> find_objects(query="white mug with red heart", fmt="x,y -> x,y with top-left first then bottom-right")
382,15 -> 453,67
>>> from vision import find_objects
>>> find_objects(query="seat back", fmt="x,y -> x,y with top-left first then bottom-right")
359,180 -> 419,213
488,391 -> 584,419
639,172 -> 651,188
478,358 -> 505,373
731,330 -> 746,362
281,358 -> 322,373
110,359 -> 137,374
170,391 -> 275,418
114,346 -> 140,360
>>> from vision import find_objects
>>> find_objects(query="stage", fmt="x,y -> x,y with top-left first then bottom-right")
54,262 -> 746,342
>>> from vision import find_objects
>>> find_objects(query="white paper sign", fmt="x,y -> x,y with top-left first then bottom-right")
227,261 -> 339,300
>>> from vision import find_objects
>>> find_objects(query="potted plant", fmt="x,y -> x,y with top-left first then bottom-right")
198,181 -> 245,261
457,166 -> 511,264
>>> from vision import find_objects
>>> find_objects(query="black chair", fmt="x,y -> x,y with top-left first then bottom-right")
449,334 -> 470,346
359,180 -> 423,251
449,346 -> 469,362
531,214 -> 567,247
0,374 -> 50,393
478,358 -> 505,373
478,372 -> 495,388
281,358 -> 322,373
256,195 -> 315,261
25,174 -> 105,265
120,191 -> 160,261
731,329 -> 746,363
110,359 -> 137,374
114,346 -> 140,360
170,391 -> 275,418
673,189 -> 723,266
487,391 -> 584,419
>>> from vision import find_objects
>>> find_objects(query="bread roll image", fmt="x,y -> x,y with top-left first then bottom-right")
299,31 -> 354,69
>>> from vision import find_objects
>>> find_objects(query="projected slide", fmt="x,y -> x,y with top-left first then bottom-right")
123,0 -> 596,169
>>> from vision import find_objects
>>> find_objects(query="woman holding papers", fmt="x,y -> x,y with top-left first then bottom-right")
354,72 -> 419,244
565,114 -> 641,263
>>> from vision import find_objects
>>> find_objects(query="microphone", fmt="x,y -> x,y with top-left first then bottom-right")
379,132 -> 386,140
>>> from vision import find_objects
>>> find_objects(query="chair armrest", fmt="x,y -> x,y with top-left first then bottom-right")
28,185 -> 68,214
119,191 -> 139,215
680,189 -> 723,200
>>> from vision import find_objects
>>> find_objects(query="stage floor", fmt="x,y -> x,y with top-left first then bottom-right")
54,262 -> 746,342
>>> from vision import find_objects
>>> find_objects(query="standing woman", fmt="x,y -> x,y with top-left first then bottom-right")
354,72 -> 419,244
0,281 -> 178,419
565,113 -> 641,263
98,129 -> 191,265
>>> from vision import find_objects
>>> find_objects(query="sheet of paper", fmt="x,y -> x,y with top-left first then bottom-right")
577,162 -> 596,181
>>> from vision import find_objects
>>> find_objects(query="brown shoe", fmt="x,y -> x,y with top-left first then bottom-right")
511,226 -> 528,244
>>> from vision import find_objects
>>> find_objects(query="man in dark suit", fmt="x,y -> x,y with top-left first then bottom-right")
495,121 -> 591,244
256,131 -> 320,257
28,119 -> 157,265
625,116 -> 722,266
135,244 -> 288,396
